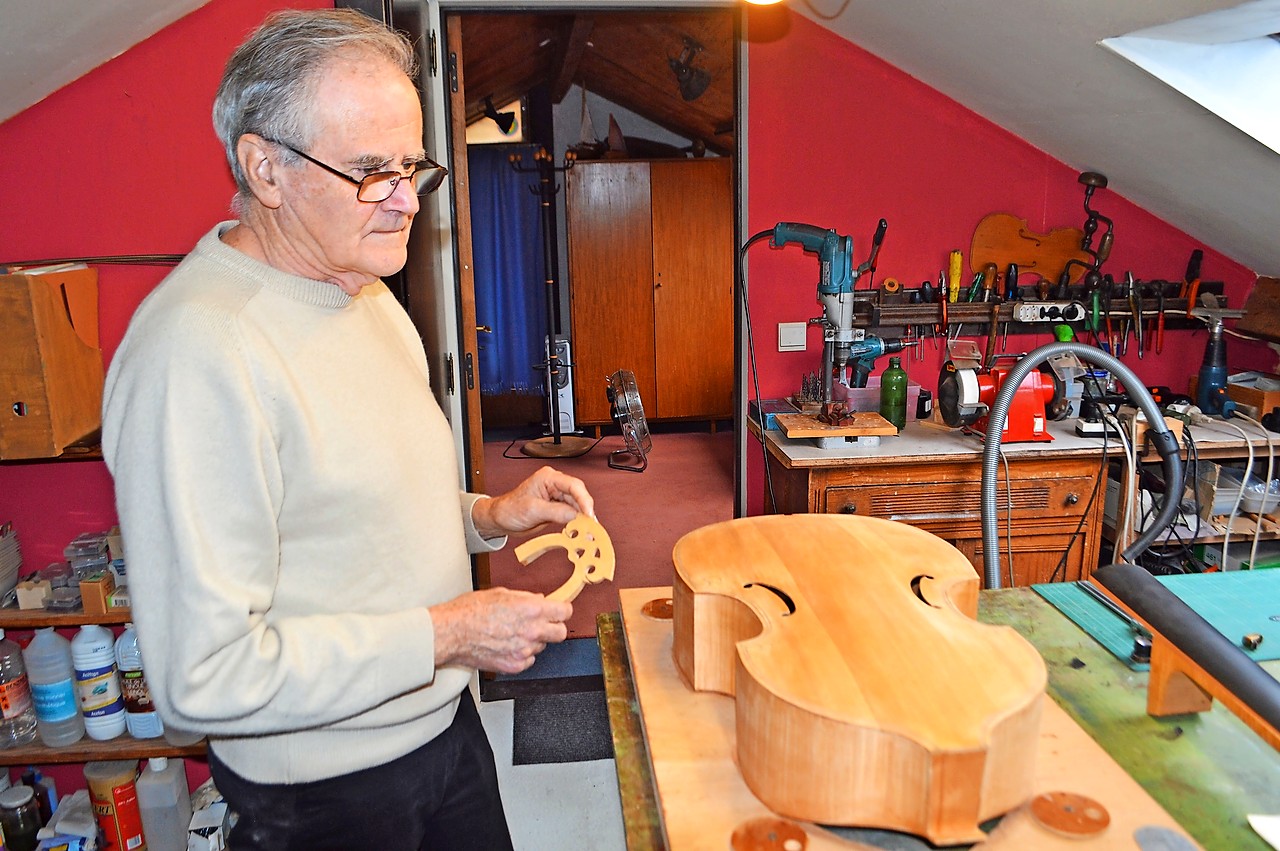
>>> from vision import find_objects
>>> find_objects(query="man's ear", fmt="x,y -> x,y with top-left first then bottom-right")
238,134 -> 284,210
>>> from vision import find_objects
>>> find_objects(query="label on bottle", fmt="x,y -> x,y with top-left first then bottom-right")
0,675 -> 32,720
90,779 -> 146,851
75,664 -> 125,718
32,677 -> 79,723
120,669 -> 156,714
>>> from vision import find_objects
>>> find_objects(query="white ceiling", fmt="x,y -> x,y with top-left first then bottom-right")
4,0 -> 1275,275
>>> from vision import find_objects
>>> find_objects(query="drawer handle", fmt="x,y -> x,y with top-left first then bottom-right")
1065,493 -> 1080,506
840,504 -> 858,514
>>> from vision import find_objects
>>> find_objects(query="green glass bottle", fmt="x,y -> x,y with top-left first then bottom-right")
878,356 -> 908,431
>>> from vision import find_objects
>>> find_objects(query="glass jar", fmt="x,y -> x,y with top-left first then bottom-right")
0,784 -> 42,851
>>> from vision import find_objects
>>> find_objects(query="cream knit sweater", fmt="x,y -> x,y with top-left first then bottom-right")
102,223 -> 501,783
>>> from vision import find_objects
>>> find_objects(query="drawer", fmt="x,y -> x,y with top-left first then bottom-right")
823,476 -> 1091,528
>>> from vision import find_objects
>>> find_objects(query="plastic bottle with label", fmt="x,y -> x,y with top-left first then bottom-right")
114,624 -> 163,739
21,628 -> 85,747
71,626 -> 126,741
878,356 -> 908,431
0,631 -> 37,748
137,757 -> 193,851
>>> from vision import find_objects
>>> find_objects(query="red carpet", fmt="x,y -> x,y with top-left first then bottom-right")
482,428 -> 734,637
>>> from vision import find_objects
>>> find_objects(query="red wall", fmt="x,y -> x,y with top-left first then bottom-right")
0,0 -> 325,797
742,10 -> 1273,514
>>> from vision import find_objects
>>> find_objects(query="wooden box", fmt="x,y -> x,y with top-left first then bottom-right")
0,267 -> 104,459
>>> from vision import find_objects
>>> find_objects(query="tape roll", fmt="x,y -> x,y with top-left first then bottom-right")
881,277 -> 901,294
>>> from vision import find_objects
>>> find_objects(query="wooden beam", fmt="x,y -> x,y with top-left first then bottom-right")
550,15 -> 594,104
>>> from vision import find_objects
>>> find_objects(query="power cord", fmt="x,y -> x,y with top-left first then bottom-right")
1231,412 -> 1276,570
1191,412 -> 1255,567
739,229 -> 779,513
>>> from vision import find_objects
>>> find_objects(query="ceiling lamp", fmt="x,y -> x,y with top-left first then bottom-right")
669,36 -> 711,102
483,96 -> 516,134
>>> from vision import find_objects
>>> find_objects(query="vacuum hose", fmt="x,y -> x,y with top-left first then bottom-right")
980,342 -> 1182,588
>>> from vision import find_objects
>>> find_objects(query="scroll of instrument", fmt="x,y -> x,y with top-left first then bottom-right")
970,212 -> 1093,285
515,514 -> 615,602
671,514 -> 1046,846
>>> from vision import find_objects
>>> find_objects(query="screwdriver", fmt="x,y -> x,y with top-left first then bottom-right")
948,250 -> 963,303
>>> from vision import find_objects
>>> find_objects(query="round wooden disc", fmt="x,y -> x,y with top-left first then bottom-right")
642,597 -> 673,620
1029,791 -> 1110,838
520,436 -> 596,458
730,816 -> 807,851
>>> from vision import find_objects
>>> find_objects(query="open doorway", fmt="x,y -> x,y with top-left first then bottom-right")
449,9 -> 739,637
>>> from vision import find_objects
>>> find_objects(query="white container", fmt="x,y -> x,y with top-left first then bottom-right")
71,625 -> 126,740
0,629 -> 38,747
114,624 -> 163,739
22,627 -> 86,747
136,757 -> 193,851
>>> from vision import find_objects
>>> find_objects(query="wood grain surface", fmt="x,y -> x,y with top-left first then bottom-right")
670,515 -> 1046,844
620,584 -> 1200,850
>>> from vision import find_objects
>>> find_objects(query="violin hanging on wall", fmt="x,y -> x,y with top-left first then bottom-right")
671,514 -> 1046,845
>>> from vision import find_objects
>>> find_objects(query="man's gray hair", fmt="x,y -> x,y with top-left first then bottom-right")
213,8 -> 419,205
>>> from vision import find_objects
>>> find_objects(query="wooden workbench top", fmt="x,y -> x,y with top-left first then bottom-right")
610,585 -> 1201,850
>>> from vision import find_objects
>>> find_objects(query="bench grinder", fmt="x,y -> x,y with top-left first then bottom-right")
937,358 -> 1070,442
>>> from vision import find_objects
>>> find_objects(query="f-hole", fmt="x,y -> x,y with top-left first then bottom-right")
744,582 -> 796,615
911,575 -> 938,607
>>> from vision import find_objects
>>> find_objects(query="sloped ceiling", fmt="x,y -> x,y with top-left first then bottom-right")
3,0 -> 1275,275
0,0 -> 211,124
459,11 -> 735,155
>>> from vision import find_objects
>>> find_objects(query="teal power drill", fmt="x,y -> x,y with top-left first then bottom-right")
771,219 -> 888,401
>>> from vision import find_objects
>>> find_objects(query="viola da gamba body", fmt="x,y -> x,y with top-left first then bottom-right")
671,514 -> 1047,845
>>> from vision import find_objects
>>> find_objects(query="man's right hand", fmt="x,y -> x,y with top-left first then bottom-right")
430,587 -> 572,674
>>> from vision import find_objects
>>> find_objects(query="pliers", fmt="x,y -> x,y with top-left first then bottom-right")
1127,274 -> 1143,359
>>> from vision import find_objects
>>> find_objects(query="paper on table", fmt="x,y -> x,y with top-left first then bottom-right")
1249,814 -> 1280,850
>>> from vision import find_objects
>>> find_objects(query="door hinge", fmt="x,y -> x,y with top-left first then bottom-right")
444,352 -> 456,395
464,351 -> 476,391
448,51 -> 459,93
428,31 -> 438,78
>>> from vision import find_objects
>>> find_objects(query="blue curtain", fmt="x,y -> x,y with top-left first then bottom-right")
469,144 -> 547,395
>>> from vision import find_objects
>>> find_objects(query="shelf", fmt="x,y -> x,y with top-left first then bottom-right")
0,607 -> 131,629
0,732 -> 206,765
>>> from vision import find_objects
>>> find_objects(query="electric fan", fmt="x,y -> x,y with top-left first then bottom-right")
606,370 -> 652,472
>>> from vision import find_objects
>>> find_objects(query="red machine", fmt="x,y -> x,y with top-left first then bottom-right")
936,360 -> 1064,442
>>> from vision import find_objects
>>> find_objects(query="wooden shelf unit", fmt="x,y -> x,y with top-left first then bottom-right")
0,607 -> 207,765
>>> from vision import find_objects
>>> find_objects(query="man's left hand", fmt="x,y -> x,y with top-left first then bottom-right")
473,466 -> 594,539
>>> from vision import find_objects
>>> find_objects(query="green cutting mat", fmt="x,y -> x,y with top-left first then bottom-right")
1033,570 -> 1280,671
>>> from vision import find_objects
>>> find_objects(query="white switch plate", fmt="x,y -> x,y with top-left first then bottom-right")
778,322 -> 807,352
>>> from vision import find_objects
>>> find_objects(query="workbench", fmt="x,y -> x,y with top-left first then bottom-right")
755,418 -> 1278,587
600,586 -> 1280,851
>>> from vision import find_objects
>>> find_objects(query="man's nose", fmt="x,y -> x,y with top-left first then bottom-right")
385,174 -> 420,213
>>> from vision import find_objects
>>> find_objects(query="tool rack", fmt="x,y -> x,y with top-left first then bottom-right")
851,280 -> 1226,340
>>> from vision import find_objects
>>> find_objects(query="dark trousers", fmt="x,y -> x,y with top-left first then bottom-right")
208,689 -> 514,851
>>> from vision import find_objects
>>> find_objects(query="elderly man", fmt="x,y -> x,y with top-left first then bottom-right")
101,9 -> 592,850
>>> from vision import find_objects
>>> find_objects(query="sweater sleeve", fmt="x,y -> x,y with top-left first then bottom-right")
102,302 -> 446,737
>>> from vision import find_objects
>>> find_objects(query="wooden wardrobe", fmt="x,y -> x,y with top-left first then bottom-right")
566,157 -> 734,426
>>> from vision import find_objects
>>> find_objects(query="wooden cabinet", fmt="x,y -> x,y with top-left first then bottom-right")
566,158 -> 734,425
759,422 -> 1108,588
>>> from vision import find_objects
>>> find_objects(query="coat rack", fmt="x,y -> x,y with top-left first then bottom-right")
509,148 -> 594,458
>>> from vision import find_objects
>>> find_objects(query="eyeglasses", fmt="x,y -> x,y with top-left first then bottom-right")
264,138 -> 448,202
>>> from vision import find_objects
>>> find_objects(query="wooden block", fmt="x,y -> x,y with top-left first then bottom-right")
0,267 -> 104,459
774,412 -> 897,438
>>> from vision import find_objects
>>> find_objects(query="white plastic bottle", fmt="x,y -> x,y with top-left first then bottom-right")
136,757 -> 193,851
21,628 -> 85,747
70,625 -> 125,740
0,630 -> 37,748
114,624 -> 163,739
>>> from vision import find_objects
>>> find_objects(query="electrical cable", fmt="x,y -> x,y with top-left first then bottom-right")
1195,417 -> 1254,567
739,229 -> 779,513
999,449 -> 1015,587
1232,412 -> 1275,570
